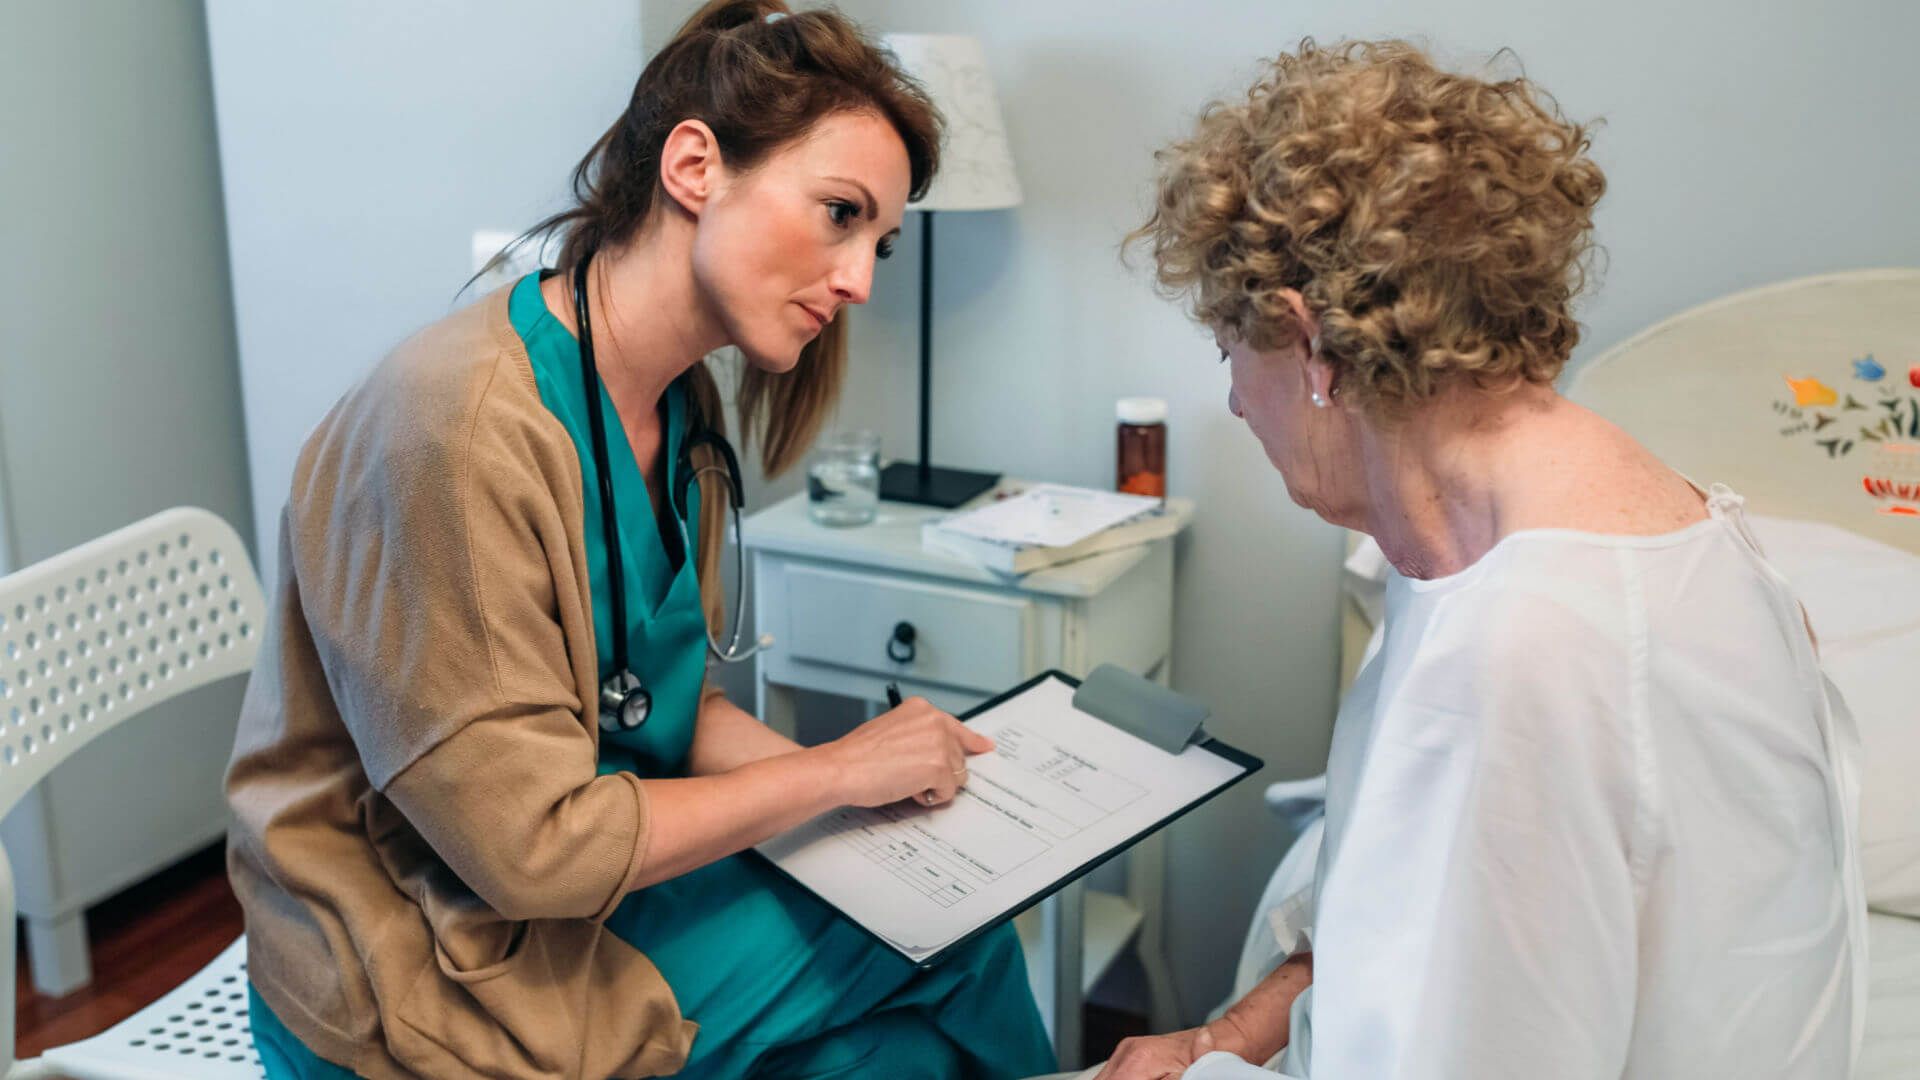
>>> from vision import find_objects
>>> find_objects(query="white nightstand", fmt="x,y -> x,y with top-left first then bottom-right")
741,483 -> 1194,1069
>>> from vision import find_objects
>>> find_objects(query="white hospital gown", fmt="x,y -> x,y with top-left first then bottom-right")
1190,486 -> 1867,1079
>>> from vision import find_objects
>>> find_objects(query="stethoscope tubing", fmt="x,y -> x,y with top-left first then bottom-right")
573,252 -> 765,728
573,258 -> 636,680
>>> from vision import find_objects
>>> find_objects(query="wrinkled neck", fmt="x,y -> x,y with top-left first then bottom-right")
1353,382 -> 1570,580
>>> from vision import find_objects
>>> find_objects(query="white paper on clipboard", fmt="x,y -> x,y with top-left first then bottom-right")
755,675 -> 1249,963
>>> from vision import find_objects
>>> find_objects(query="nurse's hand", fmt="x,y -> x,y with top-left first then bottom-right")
824,697 -> 994,808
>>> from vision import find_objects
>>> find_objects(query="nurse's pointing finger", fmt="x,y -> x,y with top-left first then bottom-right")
951,720 -> 994,755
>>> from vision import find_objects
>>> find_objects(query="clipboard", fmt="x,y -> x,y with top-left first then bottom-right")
753,668 -> 1263,969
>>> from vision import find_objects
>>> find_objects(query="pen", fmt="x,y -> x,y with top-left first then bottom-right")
885,682 -> 903,709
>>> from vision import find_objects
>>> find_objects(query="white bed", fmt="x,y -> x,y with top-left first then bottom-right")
1262,270 -> 1920,1077
1865,911 -> 1920,1078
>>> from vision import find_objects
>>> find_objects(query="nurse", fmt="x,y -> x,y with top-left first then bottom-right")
1091,38 -> 1865,1080
224,3 -> 1054,1079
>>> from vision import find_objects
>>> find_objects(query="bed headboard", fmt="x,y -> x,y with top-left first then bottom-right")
1339,268 -> 1920,691
1569,268 -> 1920,556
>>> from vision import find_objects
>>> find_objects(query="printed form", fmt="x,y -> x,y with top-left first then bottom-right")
756,675 -> 1248,963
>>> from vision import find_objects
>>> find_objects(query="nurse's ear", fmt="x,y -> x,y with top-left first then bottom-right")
657,118 -> 725,218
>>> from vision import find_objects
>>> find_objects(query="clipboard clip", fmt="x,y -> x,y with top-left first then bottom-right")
1070,663 -> 1211,753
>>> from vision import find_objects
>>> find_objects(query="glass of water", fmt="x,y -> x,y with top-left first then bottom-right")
806,429 -> 881,526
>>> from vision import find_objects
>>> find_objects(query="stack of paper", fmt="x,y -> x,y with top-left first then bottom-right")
921,483 -> 1190,574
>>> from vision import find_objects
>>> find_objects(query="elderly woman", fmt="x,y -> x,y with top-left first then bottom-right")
1093,39 -> 1865,1080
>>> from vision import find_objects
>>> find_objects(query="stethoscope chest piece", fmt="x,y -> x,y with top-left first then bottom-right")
599,671 -> 652,732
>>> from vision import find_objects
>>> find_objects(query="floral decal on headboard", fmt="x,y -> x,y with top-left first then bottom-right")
1773,356 -> 1920,517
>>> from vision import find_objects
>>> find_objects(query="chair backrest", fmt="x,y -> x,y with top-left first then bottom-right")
0,507 -> 266,823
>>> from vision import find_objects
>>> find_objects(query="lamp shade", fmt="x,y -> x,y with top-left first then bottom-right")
882,34 -> 1022,211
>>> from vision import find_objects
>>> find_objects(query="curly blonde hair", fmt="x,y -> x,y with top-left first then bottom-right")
1133,39 -> 1606,416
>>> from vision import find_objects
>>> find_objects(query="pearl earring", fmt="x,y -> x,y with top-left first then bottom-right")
1312,391 -> 1328,408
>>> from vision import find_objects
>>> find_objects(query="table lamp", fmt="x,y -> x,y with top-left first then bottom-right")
877,33 -> 1023,507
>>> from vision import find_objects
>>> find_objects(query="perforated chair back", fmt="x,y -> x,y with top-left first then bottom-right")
0,508 -> 268,1079
0,507 -> 266,821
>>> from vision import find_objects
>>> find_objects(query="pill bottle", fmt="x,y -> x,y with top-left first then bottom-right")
1116,397 -> 1167,497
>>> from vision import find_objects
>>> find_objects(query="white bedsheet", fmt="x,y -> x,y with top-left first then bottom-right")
1863,912 -> 1920,1080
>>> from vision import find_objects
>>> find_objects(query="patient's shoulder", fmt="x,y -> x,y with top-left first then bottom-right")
1382,543 -> 1636,730
1406,537 -> 1634,649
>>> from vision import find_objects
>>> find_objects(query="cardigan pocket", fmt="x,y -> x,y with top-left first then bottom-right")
389,919 -> 696,1080
388,934 -> 571,1080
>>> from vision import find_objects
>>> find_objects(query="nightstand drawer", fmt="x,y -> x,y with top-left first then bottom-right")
782,564 -> 1033,693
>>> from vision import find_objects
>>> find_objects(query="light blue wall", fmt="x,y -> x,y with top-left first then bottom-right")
211,0 -> 1920,1026
1,0 -> 252,566
205,0 -> 646,583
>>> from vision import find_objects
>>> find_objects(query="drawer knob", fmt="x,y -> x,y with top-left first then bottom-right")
886,621 -> 917,664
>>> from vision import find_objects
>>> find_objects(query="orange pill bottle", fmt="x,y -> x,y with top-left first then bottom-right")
1116,397 -> 1167,497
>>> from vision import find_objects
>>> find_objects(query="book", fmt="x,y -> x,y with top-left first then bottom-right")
921,485 -> 1195,574
754,670 -> 1260,968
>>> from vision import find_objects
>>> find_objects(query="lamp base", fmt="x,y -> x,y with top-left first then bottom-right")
879,462 -> 1001,508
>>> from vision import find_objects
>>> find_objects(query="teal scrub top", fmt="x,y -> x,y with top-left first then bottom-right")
510,271 -> 710,779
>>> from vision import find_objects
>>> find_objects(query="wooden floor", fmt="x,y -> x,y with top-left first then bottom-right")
13,843 -> 1144,1067
13,843 -> 243,1059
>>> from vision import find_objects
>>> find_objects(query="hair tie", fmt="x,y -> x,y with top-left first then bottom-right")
765,11 -> 788,22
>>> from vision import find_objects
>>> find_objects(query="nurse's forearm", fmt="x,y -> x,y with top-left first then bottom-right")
684,689 -> 802,776
625,746 -> 844,891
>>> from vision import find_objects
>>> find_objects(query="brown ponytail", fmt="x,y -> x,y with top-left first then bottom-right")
483,0 -> 940,633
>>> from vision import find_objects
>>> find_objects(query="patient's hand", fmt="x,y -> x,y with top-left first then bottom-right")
1093,1023 -> 1243,1080
1094,952 -> 1312,1079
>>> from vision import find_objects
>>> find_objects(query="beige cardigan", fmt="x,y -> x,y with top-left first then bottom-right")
226,285 -> 715,1079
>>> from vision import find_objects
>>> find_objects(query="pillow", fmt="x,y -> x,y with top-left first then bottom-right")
1749,515 -> 1920,918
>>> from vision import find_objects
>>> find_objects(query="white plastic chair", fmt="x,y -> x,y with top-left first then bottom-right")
0,508 -> 267,1079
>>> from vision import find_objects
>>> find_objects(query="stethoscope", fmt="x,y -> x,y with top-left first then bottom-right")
573,253 -> 772,733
